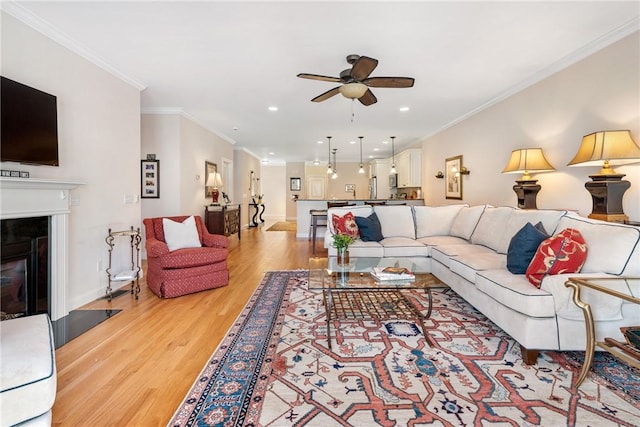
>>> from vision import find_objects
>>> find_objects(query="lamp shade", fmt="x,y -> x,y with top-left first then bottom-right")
207,172 -> 223,187
567,130 -> 640,174
339,82 -> 368,99
502,148 -> 555,180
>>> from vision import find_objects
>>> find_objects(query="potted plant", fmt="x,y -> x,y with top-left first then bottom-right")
332,232 -> 354,265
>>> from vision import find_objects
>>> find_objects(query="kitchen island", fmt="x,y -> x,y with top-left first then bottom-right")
295,199 -> 424,239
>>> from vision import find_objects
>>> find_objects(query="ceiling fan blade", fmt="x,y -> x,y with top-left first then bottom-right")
297,73 -> 341,83
358,89 -> 377,106
363,77 -> 415,88
350,56 -> 378,81
311,86 -> 341,102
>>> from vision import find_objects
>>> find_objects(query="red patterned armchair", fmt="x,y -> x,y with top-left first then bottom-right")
143,215 -> 229,298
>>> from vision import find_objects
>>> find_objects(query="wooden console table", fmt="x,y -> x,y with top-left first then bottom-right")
205,204 -> 241,239
564,277 -> 640,388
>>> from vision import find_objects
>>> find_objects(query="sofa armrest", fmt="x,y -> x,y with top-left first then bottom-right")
202,231 -> 230,249
145,237 -> 170,257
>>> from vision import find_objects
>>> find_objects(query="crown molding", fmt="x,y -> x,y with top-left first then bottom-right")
1,1 -> 147,91
141,108 -> 236,145
426,18 -> 640,140
234,147 -> 262,161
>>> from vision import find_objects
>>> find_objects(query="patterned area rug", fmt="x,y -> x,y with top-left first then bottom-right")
266,221 -> 297,232
168,271 -> 640,426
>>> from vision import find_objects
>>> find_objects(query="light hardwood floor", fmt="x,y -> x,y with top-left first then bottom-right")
52,222 -> 324,426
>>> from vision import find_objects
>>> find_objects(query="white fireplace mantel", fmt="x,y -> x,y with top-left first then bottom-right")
1,177 -> 85,320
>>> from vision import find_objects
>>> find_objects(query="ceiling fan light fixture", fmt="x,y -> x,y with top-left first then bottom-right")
339,82 -> 368,99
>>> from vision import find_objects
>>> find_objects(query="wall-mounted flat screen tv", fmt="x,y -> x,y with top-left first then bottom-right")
1,76 -> 59,166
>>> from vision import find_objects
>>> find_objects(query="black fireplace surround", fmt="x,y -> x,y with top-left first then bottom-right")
0,216 -> 49,317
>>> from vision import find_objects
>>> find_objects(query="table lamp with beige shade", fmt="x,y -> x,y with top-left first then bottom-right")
568,130 -> 640,222
502,148 -> 555,209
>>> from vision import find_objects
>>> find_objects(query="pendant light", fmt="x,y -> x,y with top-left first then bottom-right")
326,136 -> 333,174
390,136 -> 397,174
358,136 -> 365,174
332,149 -> 338,179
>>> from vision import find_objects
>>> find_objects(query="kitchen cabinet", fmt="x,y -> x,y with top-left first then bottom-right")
395,149 -> 422,188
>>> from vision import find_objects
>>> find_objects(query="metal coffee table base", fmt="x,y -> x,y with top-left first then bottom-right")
322,287 -> 437,350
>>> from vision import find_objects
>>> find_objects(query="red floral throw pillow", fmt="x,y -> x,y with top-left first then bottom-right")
332,212 -> 359,238
526,228 -> 588,288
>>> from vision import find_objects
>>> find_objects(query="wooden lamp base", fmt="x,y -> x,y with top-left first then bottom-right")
585,174 -> 630,223
513,180 -> 541,210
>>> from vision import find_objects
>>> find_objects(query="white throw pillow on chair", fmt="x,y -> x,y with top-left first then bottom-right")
163,216 -> 202,251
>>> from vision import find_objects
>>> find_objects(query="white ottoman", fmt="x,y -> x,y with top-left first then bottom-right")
1,314 -> 57,427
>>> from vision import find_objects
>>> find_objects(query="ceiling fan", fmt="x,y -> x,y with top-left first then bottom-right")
297,54 -> 415,106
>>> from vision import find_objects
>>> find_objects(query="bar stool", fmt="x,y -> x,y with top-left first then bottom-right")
309,209 -> 328,255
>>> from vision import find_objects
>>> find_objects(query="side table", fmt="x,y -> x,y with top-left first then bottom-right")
564,277 -> 640,387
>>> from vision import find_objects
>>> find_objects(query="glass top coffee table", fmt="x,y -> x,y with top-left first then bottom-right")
309,257 -> 448,350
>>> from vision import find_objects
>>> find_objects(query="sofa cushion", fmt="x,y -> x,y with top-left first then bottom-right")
539,273 -> 632,321
327,206 -> 372,234
373,205 -> 416,238
431,243 -> 493,268
414,204 -> 467,238
555,214 -> 640,275
506,222 -> 549,274
354,212 -> 383,242
476,270 -> 556,318
381,237 -> 429,257
340,240 -> 384,258
331,211 -> 359,238
526,228 -> 587,288
163,216 -> 202,251
448,249 -> 506,283
471,206 -> 515,251
158,246 -> 228,269
450,205 -> 486,240
497,209 -> 567,254
0,314 -> 57,427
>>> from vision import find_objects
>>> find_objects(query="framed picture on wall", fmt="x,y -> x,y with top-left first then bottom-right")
445,155 -> 463,200
290,177 -> 301,191
141,159 -> 160,198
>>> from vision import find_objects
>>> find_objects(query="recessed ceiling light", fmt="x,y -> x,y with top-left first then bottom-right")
317,140 -> 324,144
313,160 -> 320,165
349,140 -> 356,144
268,152 -> 275,155
373,148 -> 380,151
399,106 -> 410,112
368,155 -> 374,159
382,140 -> 389,144
268,106 -> 278,111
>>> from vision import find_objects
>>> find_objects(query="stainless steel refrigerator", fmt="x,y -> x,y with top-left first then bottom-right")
369,176 -> 377,199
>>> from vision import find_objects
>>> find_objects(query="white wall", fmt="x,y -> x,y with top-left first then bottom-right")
179,115 -> 234,215
261,164 -> 287,221
1,12 -> 142,309
140,114 -> 181,218
421,32 -> 640,221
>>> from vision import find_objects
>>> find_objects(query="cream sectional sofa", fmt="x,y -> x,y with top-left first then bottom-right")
324,204 -> 640,363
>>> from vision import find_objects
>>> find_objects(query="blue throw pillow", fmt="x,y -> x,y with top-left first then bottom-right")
354,212 -> 384,242
507,222 -> 549,274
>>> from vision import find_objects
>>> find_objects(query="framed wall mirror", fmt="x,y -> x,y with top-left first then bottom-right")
445,155 -> 463,200
205,161 -> 217,198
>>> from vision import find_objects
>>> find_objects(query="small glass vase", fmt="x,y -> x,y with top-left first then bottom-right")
337,247 -> 350,266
